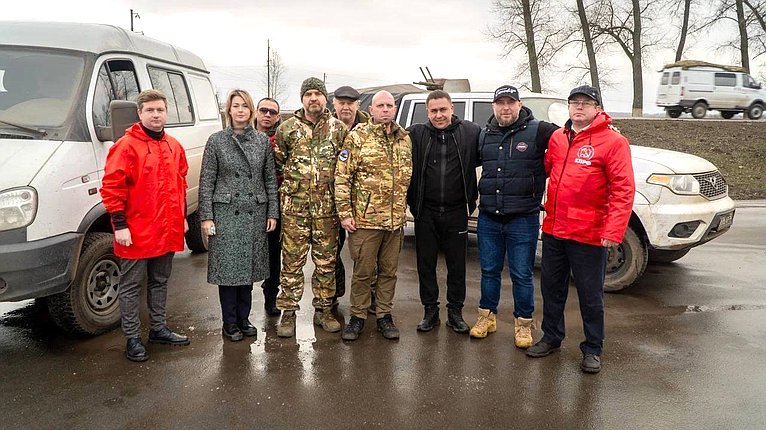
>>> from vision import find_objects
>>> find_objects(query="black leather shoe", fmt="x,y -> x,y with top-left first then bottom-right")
222,323 -> 244,341
237,319 -> 258,337
446,307 -> 470,333
526,340 -> 560,358
126,337 -> 148,362
148,327 -> 190,346
377,314 -> 400,340
264,298 -> 281,317
342,316 -> 365,341
416,305 -> 440,332
581,353 -> 602,374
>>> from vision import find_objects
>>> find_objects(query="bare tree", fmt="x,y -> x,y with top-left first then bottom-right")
487,0 -> 568,92
736,0 -> 751,71
264,49 -> 288,105
576,0 -> 602,89
743,0 -> 766,58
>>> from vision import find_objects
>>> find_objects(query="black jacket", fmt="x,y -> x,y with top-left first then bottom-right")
478,107 -> 558,216
407,115 -> 481,219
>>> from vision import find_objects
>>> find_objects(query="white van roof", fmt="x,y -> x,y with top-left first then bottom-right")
0,21 -> 209,73
661,60 -> 746,73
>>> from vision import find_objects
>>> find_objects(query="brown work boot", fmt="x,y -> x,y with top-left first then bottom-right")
469,308 -> 497,339
277,310 -> 296,338
314,309 -> 341,333
514,317 -> 534,349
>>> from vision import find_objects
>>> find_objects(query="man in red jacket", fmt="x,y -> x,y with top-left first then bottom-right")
100,89 -> 191,362
526,85 -> 635,374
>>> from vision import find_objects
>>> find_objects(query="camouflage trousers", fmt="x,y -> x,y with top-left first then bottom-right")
276,214 -> 338,311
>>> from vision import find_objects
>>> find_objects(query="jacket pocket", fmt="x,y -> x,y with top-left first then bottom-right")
256,194 -> 267,204
280,180 -> 300,196
213,192 -> 232,204
354,189 -> 371,217
567,206 -> 595,221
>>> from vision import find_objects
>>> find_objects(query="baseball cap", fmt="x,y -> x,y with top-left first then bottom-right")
334,86 -> 360,101
493,85 -> 520,102
568,85 -> 602,106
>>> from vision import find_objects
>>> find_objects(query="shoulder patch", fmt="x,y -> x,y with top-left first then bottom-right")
338,149 -> 349,161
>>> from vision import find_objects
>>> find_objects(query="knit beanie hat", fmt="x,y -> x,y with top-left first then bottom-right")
300,77 -> 328,99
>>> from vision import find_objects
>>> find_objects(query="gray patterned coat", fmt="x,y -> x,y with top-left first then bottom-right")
198,126 -> 279,285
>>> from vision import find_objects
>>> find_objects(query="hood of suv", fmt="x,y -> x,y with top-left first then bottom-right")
630,145 -> 717,174
0,139 -> 63,190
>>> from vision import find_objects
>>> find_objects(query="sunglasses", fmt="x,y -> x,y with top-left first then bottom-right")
258,107 -> 279,116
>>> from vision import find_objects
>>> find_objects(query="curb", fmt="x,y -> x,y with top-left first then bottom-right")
735,200 -> 766,208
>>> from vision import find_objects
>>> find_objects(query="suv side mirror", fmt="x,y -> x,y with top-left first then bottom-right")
96,100 -> 139,142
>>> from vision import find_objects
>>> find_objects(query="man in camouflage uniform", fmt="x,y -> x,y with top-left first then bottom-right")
335,90 -> 412,341
274,77 -> 348,338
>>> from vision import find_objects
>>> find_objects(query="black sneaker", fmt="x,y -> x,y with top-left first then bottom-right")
581,353 -> 602,374
446,307 -> 469,333
237,319 -> 258,337
526,340 -> 560,358
342,316 -> 365,341
222,323 -> 244,342
126,337 -> 148,362
148,327 -> 190,346
377,314 -> 400,340
416,305 -> 440,332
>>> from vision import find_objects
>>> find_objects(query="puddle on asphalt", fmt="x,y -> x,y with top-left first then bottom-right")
684,304 -> 766,313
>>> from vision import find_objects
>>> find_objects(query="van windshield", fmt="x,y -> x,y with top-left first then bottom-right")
0,48 -> 86,138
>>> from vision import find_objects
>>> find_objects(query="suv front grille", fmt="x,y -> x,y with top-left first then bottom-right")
694,171 -> 728,199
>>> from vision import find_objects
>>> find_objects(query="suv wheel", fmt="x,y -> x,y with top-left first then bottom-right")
747,103 -> 764,120
666,108 -> 682,118
691,102 -> 707,119
720,111 -> 736,119
604,226 -> 648,292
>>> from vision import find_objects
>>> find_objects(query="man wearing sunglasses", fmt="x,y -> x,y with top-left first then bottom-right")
256,98 -> 283,317
526,85 -> 635,374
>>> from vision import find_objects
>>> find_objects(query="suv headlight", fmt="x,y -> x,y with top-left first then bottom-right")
647,174 -> 700,195
0,187 -> 38,232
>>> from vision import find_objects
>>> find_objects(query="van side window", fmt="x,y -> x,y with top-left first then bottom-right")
743,74 -> 760,89
412,101 -> 466,126
714,73 -> 736,87
148,67 -> 194,125
473,102 -> 493,125
189,75 -> 219,120
661,72 -> 669,85
92,60 -> 140,130
671,72 -> 681,85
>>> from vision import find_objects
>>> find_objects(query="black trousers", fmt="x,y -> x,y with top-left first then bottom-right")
334,227 -> 346,298
262,218 -> 281,301
219,284 -> 253,324
540,233 -> 607,355
414,207 -> 468,309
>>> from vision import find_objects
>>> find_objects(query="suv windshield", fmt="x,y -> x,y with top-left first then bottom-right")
0,48 -> 86,137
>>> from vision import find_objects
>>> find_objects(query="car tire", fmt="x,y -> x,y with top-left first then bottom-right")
649,248 -> 691,264
666,108 -> 682,118
46,232 -> 121,335
691,102 -> 707,119
185,211 -> 208,253
746,103 -> 763,120
720,111 -> 736,119
604,226 -> 648,293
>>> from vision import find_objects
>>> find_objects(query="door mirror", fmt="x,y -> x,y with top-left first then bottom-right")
104,100 -> 139,142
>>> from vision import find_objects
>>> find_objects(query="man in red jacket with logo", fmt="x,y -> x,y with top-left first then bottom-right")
526,85 -> 635,374
100,89 -> 191,362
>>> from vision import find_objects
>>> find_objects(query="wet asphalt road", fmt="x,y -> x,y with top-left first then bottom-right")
2,203 -> 765,429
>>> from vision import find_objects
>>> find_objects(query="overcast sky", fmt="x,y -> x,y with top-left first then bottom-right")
3,0 -> 760,113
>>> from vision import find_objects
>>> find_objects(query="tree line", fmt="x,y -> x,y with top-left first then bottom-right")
489,0 -> 766,116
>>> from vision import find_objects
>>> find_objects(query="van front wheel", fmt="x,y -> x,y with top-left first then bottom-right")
604,227 -> 648,293
666,108 -> 682,118
747,103 -> 763,120
46,232 -> 122,335
691,102 -> 707,119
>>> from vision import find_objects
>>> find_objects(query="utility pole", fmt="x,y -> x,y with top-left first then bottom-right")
266,39 -> 271,98
130,9 -> 140,32
323,73 -> 326,84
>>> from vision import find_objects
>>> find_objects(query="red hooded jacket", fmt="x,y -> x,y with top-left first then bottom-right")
542,112 -> 635,246
100,122 -> 188,259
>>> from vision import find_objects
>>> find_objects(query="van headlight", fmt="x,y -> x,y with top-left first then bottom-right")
0,187 -> 38,232
647,174 -> 700,195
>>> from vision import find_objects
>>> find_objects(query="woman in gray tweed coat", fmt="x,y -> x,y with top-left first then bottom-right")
198,89 -> 278,342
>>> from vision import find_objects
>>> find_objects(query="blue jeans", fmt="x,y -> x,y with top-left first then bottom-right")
477,212 -> 539,318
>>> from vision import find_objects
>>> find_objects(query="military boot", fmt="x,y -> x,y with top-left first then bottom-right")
342,316 -> 365,341
514,317 -> 534,349
377,314 -> 400,340
416,305 -> 440,332
446,307 -> 470,333
469,308 -> 497,339
314,309 -> 341,333
277,310 -> 296,338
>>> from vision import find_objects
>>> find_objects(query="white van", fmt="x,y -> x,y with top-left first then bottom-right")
0,22 -> 220,334
656,60 -> 766,119
385,91 -> 736,291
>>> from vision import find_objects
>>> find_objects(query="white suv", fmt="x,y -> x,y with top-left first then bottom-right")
388,91 -> 736,291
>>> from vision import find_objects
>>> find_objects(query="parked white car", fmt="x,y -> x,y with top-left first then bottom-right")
383,91 -> 736,291
656,60 -> 766,120
0,22 -> 220,334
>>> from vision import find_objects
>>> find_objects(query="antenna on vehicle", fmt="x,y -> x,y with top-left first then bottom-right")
414,67 -> 444,91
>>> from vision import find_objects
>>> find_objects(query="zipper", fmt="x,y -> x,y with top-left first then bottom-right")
439,132 -> 446,210
551,129 -> 575,230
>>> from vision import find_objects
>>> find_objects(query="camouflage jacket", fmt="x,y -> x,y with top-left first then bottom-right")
274,108 -> 348,217
335,120 -> 412,231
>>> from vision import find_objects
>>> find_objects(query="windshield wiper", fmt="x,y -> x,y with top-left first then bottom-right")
0,119 -> 48,138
